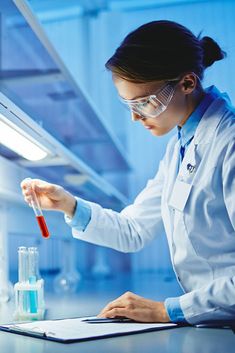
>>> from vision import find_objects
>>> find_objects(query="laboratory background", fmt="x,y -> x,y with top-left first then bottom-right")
0,0 -> 235,313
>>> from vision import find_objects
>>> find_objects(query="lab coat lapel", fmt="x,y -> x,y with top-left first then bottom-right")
177,142 -> 197,184
176,96 -> 228,184
162,139 -> 181,241
168,141 -> 196,218
166,139 -> 181,203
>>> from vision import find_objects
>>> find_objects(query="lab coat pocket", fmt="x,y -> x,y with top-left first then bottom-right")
168,179 -> 192,212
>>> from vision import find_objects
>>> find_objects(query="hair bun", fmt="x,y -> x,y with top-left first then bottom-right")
200,36 -> 226,68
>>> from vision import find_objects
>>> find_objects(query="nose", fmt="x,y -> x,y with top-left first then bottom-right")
131,111 -> 144,121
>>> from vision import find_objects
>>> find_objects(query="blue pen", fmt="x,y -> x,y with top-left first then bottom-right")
82,318 -> 132,323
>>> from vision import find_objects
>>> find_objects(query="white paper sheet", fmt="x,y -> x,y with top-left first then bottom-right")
2,317 -> 177,341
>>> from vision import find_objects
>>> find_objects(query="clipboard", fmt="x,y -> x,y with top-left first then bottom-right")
0,317 -> 178,344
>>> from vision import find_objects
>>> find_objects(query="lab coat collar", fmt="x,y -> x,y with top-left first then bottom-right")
178,88 -> 213,147
176,86 -> 232,183
194,86 -> 231,145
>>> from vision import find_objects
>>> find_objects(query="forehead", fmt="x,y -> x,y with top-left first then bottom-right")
113,76 -> 165,100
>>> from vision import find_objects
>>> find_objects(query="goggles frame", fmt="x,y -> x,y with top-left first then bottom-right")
119,78 -> 180,119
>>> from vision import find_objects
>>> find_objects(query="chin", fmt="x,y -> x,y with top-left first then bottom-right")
150,124 -> 174,137
150,128 -> 167,137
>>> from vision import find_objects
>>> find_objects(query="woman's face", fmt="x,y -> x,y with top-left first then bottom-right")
114,75 -> 199,136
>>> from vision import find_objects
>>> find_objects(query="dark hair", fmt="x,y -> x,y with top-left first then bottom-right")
105,20 -> 226,82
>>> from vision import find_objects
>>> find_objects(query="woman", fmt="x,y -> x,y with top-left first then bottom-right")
21,20 -> 235,325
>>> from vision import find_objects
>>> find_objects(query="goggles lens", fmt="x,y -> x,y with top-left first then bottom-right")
120,82 -> 176,119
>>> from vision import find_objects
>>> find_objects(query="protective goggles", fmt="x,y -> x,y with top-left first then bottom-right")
119,79 -> 179,119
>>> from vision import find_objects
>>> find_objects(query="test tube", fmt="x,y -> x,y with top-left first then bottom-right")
18,247 -> 29,312
18,246 -> 28,283
28,247 -> 40,280
28,247 -> 39,313
25,178 -> 50,239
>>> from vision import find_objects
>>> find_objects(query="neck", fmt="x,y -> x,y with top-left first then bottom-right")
179,87 -> 205,127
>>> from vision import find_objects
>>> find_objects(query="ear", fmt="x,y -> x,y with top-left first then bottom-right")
180,73 -> 198,94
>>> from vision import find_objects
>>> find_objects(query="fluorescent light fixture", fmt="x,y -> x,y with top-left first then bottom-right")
0,113 -> 48,161
64,173 -> 89,186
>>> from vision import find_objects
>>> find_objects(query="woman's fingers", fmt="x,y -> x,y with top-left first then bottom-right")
98,300 -> 125,316
24,196 -> 32,204
99,307 -> 128,319
21,179 -> 60,199
98,292 -> 138,318
99,292 -> 136,313
33,183 -> 56,195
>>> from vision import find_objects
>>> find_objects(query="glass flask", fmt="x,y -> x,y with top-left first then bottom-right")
91,246 -> 112,278
53,239 -> 81,294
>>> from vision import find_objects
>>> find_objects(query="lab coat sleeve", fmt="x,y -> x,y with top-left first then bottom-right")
164,297 -> 187,323
65,197 -> 92,231
69,159 -> 166,253
179,276 -> 235,324
178,140 -> 235,324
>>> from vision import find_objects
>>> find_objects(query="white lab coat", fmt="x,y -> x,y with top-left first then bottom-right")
72,87 -> 235,324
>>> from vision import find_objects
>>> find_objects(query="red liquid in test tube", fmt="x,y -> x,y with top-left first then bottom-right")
25,178 -> 50,239
36,215 -> 50,239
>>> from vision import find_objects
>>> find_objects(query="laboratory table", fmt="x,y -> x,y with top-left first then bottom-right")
0,273 -> 234,353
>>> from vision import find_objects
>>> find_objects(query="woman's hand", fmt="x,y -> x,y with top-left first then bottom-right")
98,291 -> 170,323
20,178 -> 76,218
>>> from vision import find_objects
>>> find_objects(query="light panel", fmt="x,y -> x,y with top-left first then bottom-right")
0,113 -> 48,161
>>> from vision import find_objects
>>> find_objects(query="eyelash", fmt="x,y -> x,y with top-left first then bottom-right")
137,99 -> 150,107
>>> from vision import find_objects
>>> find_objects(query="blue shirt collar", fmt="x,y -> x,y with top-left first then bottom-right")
177,86 -> 219,147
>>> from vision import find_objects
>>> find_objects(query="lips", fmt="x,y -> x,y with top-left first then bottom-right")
143,125 -> 154,130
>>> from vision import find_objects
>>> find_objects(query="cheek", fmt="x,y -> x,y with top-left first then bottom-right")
159,94 -> 185,126
170,91 -> 185,114
148,108 -> 178,127
145,107 -> 181,136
